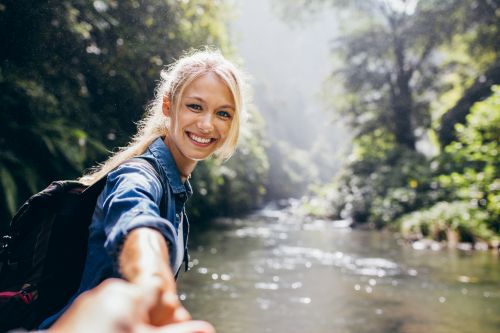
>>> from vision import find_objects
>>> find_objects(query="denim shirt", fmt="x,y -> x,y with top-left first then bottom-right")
40,137 -> 192,329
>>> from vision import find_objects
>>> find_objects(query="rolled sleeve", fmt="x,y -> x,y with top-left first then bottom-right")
100,162 -> 178,270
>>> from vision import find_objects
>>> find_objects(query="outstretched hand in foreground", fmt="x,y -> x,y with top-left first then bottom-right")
48,279 -> 215,333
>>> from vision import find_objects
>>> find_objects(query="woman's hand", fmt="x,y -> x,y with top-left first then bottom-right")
49,279 -> 214,333
133,273 -> 191,325
120,228 -> 190,326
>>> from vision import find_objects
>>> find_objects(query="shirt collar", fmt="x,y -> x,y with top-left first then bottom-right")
148,137 -> 192,198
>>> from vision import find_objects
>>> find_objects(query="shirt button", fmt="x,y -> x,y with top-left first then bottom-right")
176,213 -> 180,219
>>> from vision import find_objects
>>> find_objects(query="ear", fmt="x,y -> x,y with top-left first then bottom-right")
162,96 -> 171,117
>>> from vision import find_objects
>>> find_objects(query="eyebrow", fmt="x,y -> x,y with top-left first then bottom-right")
185,96 -> 235,110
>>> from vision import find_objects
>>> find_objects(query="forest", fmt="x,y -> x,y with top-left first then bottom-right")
276,0 -> 499,248
1,0 -> 498,248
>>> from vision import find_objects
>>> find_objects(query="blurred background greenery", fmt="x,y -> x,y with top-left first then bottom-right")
275,0 -> 499,248
0,0 -> 498,248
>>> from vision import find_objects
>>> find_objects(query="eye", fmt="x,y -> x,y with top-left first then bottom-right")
187,103 -> 202,111
216,110 -> 232,119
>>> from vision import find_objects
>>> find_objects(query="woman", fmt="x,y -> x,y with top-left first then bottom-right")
39,49 -> 246,328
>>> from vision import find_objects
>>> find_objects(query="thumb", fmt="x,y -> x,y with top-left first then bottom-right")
161,293 -> 191,321
173,306 -> 191,322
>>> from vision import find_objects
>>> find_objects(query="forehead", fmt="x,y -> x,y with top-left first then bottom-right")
183,72 -> 234,105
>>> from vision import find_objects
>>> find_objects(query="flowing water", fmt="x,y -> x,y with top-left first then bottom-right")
177,207 -> 500,333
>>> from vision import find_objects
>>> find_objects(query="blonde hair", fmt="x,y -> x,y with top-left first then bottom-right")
80,49 -> 246,185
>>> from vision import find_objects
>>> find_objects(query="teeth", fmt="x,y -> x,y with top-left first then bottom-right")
189,133 -> 211,144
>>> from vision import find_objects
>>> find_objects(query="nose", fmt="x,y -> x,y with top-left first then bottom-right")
197,113 -> 214,133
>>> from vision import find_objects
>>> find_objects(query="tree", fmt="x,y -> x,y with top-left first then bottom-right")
438,60 -> 500,147
400,87 -> 500,244
439,86 -> 500,231
275,0 -> 499,226
277,0 -> 498,150
436,0 -> 500,147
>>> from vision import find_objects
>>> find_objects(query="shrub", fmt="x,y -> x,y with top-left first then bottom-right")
399,201 -> 495,243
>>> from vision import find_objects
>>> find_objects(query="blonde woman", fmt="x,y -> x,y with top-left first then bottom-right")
39,49 -> 246,329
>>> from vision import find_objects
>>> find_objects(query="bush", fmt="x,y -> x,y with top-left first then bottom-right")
398,86 -> 499,244
328,133 -> 439,227
434,87 -> 500,237
399,201 -> 495,244
323,86 -> 499,242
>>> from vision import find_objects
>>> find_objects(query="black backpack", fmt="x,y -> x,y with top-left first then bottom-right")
0,158 -> 159,332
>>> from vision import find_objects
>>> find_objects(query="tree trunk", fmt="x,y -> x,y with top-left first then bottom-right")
438,60 -> 500,147
390,35 -> 416,150
392,73 -> 416,150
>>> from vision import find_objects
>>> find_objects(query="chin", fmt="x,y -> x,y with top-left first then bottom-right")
187,152 -> 214,161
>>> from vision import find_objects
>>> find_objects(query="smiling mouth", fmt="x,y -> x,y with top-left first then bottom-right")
187,132 -> 217,146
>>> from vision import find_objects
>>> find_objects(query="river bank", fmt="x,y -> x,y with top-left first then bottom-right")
274,196 -> 500,253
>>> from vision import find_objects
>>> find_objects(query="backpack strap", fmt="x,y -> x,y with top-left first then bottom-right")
127,158 -> 163,183
123,157 -> 167,217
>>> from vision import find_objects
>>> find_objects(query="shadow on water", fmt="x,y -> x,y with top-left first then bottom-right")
178,207 -> 500,333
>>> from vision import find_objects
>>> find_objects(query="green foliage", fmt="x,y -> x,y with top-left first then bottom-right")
399,201 -> 494,243
329,140 -> 438,227
329,87 -> 499,242
398,88 -> 499,244
0,0 -> 267,230
295,186 -> 337,219
311,0 -> 477,149
436,88 -> 499,232
278,0 -> 498,245
441,88 -> 499,173
265,140 -> 319,201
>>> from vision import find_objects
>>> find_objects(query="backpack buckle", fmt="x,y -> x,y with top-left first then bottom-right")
0,234 -> 12,257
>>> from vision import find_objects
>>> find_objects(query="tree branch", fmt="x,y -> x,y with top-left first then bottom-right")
438,60 -> 500,147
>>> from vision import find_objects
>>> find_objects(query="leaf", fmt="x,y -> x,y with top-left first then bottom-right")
0,166 -> 18,217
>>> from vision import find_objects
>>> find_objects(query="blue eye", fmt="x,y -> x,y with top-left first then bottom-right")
217,110 -> 232,119
187,104 -> 202,111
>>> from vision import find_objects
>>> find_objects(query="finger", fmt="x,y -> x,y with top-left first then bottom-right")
148,293 -> 177,325
162,293 -> 191,321
153,320 -> 215,333
135,277 -> 165,308
161,292 -> 180,306
173,306 -> 192,322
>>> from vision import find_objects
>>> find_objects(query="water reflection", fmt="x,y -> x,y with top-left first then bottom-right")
177,208 -> 500,333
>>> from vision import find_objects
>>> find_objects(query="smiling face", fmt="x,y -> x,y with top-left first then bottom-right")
164,72 -> 235,174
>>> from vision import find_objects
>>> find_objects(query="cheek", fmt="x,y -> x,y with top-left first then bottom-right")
219,121 -> 232,138
172,110 -> 191,132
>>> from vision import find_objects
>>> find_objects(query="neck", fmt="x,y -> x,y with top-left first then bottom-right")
163,136 -> 197,182
179,166 -> 195,183
180,172 -> 191,182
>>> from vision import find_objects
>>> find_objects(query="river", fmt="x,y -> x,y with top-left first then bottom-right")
177,207 -> 500,333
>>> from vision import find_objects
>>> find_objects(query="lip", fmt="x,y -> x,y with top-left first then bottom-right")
186,131 -> 217,147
